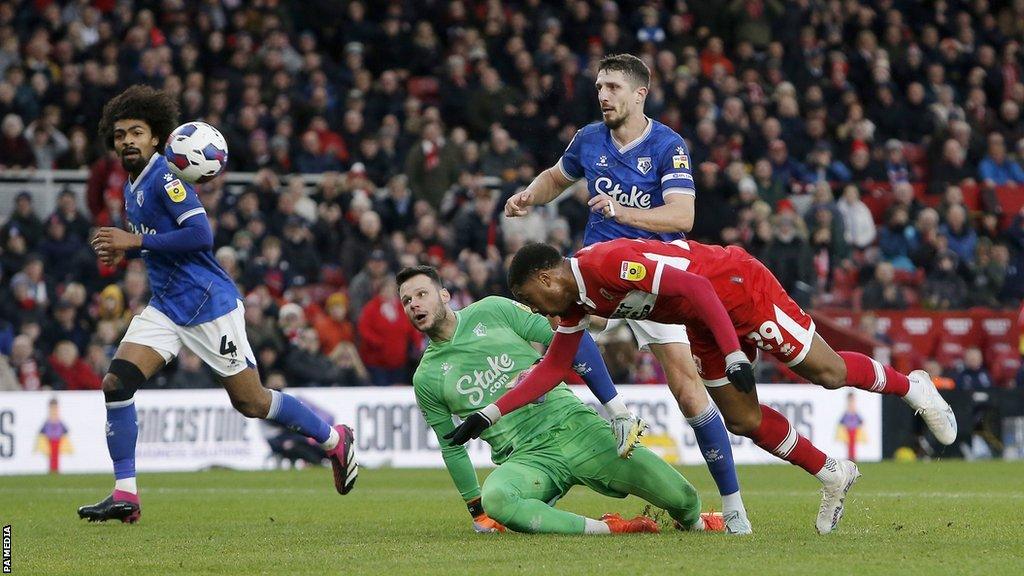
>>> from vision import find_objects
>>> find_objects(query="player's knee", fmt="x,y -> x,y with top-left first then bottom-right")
814,362 -> 847,390
104,359 -> 146,403
230,392 -> 270,419
722,410 -> 760,437
480,484 -> 517,524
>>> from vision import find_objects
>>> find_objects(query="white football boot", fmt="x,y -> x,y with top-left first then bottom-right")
816,458 -> 861,535
903,370 -> 958,445
723,509 -> 753,535
610,414 -> 648,458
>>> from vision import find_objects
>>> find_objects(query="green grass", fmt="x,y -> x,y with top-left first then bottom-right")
3,461 -> 1023,575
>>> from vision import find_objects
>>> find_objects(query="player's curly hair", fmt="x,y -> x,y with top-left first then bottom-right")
507,243 -> 564,291
598,54 -> 651,89
98,84 -> 180,150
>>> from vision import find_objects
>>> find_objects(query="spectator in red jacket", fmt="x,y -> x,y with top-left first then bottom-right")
314,291 -> 355,355
357,277 -> 419,385
48,340 -> 101,390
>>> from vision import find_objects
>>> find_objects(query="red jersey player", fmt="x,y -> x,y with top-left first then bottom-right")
446,239 -> 958,534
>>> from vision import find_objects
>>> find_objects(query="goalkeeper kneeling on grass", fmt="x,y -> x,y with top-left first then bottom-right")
399,265 -> 723,534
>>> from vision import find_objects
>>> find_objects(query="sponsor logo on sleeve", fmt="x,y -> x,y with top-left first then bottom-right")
164,179 -> 187,203
672,153 -> 689,169
620,261 -> 647,281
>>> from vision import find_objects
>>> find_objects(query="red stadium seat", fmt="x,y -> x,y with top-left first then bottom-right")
407,76 -> 440,104
933,314 -> 981,370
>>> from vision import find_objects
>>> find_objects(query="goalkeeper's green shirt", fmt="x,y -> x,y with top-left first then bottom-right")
413,296 -> 596,501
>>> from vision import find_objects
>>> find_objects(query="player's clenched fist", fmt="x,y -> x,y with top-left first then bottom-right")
587,193 -> 620,219
504,189 -> 534,217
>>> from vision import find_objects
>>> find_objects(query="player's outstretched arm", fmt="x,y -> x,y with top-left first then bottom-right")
443,325 -> 586,446
504,166 -> 574,217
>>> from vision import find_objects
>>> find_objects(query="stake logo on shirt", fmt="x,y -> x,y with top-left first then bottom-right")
454,353 -> 517,406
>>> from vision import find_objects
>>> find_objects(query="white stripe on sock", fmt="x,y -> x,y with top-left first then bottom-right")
685,403 -> 720,428
774,425 -> 798,458
267,389 -> 283,420
105,398 -> 136,409
870,358 -> 885,392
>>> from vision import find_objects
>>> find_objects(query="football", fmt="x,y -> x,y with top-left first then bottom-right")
164,121 -> 229,183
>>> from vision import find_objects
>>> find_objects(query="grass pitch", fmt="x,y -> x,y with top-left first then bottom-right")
2,461 -> 1022,575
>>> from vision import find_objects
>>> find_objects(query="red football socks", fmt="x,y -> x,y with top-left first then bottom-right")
838,351 -> 910,396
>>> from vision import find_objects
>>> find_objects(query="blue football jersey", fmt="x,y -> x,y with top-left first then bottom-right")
124,153 -> 239,326
558,118 -> 696,245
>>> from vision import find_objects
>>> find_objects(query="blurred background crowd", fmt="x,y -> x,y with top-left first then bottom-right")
1,0 -> 1023,392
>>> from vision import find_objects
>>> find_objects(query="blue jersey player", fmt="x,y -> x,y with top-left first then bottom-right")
79,86 -> 357,524
504,55 -> 751,534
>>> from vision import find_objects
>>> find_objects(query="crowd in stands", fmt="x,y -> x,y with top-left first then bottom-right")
1,0 -> 1023,391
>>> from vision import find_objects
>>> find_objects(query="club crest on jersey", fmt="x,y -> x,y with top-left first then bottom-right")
637,156 -> 652,174
135,188 -> 144,207
596,155 -> 609,167
473,322 -> 487,337
620,261 -> 647,281
164,179 -> 187,203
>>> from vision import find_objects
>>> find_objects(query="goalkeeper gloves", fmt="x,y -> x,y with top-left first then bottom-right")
467,497 -> 506,533
724,350 -> 756,393
444,404 -> 501,446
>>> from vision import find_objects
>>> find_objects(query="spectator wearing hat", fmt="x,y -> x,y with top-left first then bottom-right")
2,191 -> 44,250
847,141 -> 886,183
761,212 -> 814,305
314,292 -> 355,356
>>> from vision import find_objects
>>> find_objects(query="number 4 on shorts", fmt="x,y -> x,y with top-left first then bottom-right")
219,335 -> 237,356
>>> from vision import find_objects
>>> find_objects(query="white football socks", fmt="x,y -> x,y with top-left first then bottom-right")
603,396 -> 630,419
319,426 -> 340,451
584,517 -> 612,534
115,477 -> 138,494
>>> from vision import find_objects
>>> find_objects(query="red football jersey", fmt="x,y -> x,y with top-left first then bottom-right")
566,238 -> 754,329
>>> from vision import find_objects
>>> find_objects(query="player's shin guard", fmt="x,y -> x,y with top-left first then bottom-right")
751,404 -> 827,475
837,352 -> 910,396
266,389 -> 333,445
687,404 -> 740,497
